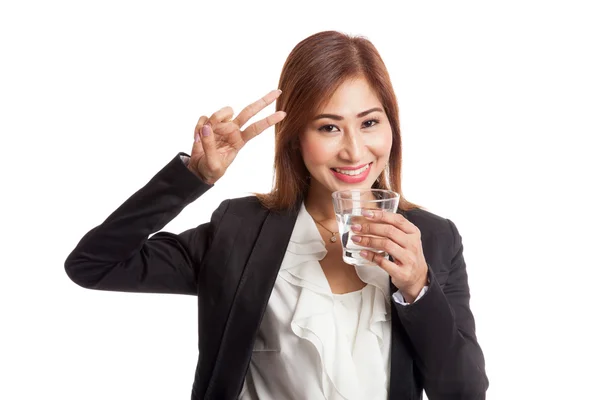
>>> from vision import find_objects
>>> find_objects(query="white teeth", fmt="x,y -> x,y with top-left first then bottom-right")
334,163 -> 370,176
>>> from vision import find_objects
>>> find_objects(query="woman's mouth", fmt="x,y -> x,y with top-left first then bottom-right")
330,162 -> 373,183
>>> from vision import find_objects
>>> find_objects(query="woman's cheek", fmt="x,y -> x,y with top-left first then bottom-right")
302,136 -> 338,164
367,129 -> 393,156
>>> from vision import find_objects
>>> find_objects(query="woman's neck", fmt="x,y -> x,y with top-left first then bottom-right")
304,184 -> 336,222
304,182 -> 378,221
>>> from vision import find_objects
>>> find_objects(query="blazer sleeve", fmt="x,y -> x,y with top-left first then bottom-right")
393,218 -> 489,399
64,152 -> 229,296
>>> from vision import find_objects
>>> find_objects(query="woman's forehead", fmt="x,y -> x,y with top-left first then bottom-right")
315,77 -> 382,115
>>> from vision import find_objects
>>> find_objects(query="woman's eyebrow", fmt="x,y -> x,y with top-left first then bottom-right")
312,107 -> 383,121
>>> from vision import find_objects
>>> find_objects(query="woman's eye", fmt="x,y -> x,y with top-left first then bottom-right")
318,124 -> 339,133
318,119 -> 379,133
363,118 -> 380,128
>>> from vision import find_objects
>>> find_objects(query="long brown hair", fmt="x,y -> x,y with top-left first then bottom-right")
256,31 -> 422,213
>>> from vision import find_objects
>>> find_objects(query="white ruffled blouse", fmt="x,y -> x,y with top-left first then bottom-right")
238,202 -> 424,400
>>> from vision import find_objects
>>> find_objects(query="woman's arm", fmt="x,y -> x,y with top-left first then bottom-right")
393,219 -> 489,399
64,152 -> 229,295
65,90 -> 284,296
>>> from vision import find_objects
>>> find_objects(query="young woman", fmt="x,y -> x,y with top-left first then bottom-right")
65,31 -> 488,400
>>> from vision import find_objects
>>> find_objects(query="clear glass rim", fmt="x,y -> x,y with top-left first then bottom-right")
331,189 -> 400,202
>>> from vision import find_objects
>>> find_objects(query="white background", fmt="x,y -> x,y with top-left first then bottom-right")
1,0 -> 599,399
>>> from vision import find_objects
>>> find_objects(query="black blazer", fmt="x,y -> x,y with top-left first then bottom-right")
65,152 -> 488,400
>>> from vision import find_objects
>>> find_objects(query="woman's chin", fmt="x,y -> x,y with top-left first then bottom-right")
328,180 -> 378,193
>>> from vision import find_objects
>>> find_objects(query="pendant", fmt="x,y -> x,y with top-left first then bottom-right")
330,235 -> 337,243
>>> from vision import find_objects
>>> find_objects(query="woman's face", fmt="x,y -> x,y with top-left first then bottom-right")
300,77 -> 393,195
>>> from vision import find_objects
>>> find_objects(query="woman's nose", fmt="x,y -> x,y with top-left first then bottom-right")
339,128 -> 364,162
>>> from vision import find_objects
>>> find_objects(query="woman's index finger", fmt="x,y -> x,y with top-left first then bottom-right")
233,89 -> 282,128
241,111 -> 286,143
362,209 -> 416,234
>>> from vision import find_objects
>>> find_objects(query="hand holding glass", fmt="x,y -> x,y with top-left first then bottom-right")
332,189 -> 400,266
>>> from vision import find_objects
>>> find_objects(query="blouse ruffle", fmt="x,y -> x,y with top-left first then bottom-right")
277,203 -> 391,399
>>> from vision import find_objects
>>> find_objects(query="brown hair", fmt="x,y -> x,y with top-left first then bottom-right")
256,31 -> 422,213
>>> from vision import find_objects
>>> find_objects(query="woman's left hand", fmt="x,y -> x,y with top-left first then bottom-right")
351,210 -> 429,303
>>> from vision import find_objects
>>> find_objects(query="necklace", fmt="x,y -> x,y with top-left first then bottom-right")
314,219 -> 339,243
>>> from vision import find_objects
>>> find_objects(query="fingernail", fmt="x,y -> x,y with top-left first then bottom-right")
277,89 -> 282,94
202,124 -> 211,137
360,250 -> 368,257
351,235 -> 361,243
362,210 -> 374,218
194,132 -> 200,143
351,224 -> 361,232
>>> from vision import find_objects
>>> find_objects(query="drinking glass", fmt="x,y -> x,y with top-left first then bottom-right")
331,189 -> 400,266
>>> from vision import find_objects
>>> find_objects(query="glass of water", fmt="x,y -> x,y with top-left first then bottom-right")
331,189 -> 400,266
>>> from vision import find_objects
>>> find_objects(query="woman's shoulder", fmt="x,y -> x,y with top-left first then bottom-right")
402,207 -> 456,239
221,195 -> 303,217
218,195 -> 268,216
403,206 -> 446,224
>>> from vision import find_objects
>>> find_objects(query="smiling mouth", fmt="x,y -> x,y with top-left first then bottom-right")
331,162 -> 373,176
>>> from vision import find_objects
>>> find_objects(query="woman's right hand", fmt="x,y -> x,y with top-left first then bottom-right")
188,89 -> 286,185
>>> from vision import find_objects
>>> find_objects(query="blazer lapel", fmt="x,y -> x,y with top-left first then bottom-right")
205,201 -> 301,399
